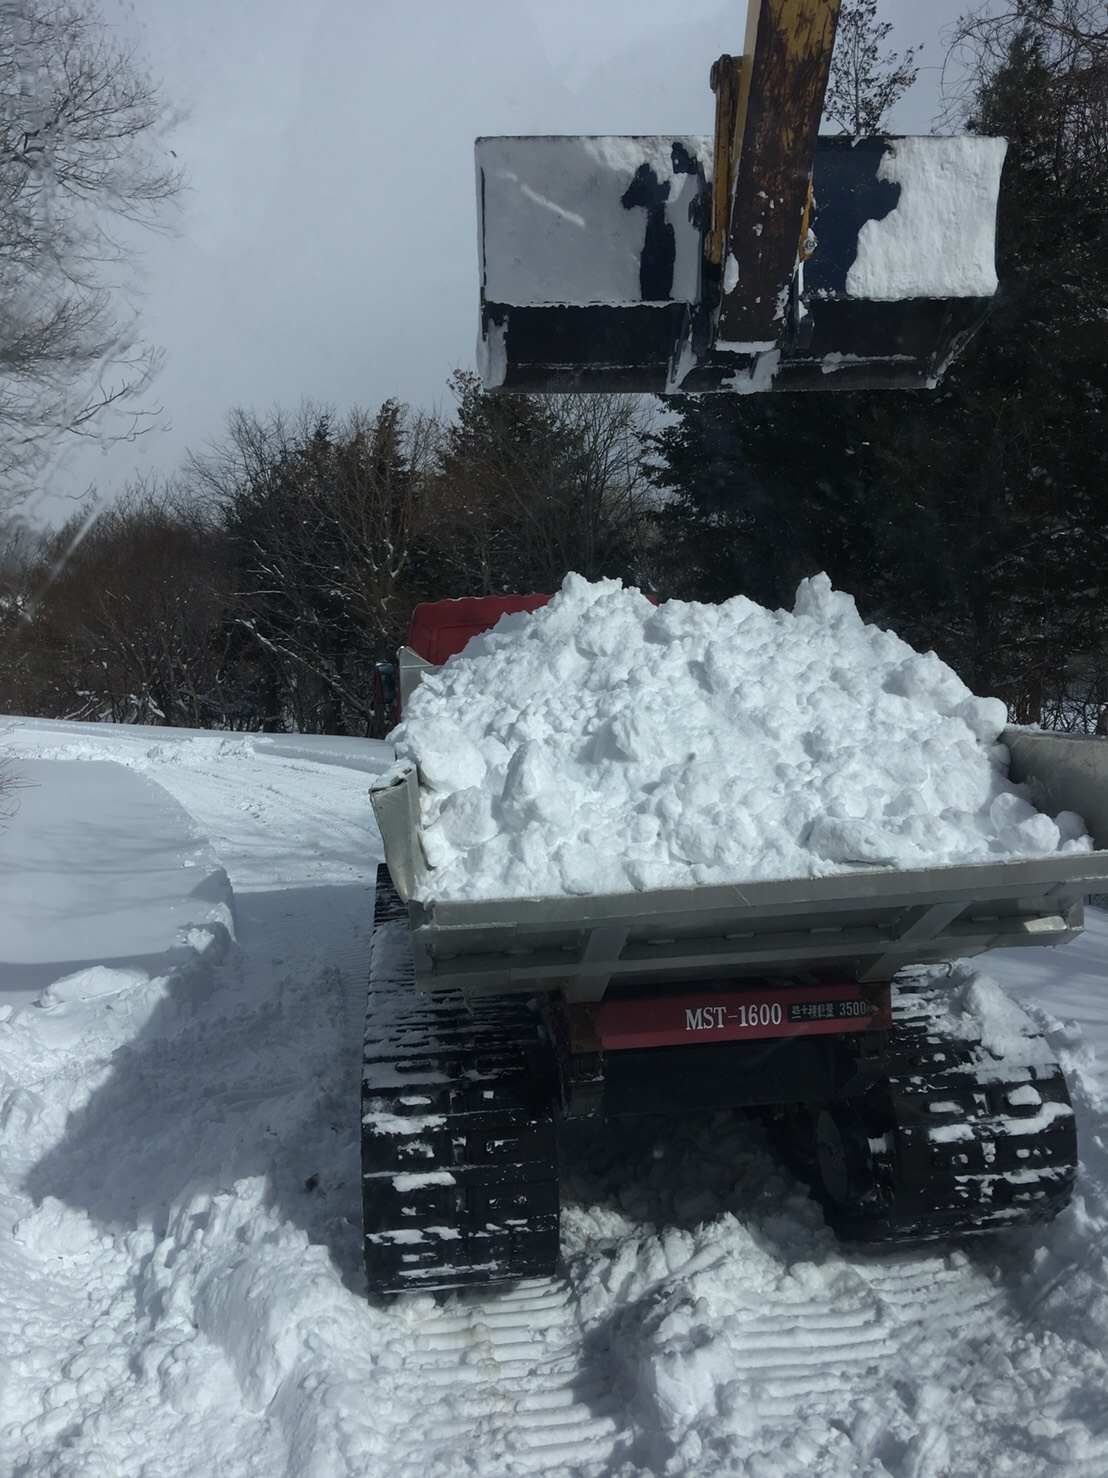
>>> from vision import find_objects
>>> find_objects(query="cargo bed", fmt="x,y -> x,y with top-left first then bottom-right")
370,730 -> 1108,1002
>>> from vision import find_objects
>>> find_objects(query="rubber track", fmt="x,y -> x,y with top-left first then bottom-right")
833,973 -> 1078,1241
362,867 -> 559,1296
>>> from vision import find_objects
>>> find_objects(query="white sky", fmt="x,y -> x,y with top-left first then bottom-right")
32,0 -> 966,527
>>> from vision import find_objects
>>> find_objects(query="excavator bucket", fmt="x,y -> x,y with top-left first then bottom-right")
476,133 -> 1007,394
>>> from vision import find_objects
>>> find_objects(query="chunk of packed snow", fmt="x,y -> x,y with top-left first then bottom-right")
37,965 -> 149,1010
926,963 -> 1061,1077
391,574 -> 1091,902
846,136 -> 1007,301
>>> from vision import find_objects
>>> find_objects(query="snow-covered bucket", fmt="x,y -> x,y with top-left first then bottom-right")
476,134 -> 1007,394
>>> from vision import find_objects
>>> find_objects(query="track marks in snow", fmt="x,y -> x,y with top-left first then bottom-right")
559,1111 -> 1108,1477
0,728 -> 388,1474
385,1278 -> 630,1476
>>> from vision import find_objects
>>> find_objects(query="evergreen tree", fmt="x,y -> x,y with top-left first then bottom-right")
647,392 -> 881,609
867,4 -> 1108,715
650,3 -> 1106,723
434,372 -> 654,595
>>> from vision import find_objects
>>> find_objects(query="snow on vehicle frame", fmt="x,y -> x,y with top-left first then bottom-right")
476,0 -> 1007,395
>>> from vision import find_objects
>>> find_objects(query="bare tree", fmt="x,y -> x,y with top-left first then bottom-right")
824,0 -> 921,134
947,0 -> 1106,77
0,1 -> 181,501
3,483 -> 230,725
0,512 -> 43,712
944,0 -> 1107,129
0,513 -> 32,824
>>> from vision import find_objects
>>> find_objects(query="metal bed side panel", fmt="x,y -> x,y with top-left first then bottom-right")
372,735 -> 1108,998
1004,728 -> 1108,850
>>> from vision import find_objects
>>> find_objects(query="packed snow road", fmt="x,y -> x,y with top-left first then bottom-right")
1,717 -> 1107,1476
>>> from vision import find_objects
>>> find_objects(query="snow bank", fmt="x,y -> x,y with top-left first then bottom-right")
929,962 -> 1064,1078
391,574 -> 1090,902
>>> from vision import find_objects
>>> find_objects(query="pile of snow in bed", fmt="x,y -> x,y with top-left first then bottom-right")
390,574 -> 1091,902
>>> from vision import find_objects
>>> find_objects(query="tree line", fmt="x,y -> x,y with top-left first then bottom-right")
2,0 -> 1105,735
0,377 -> 657,734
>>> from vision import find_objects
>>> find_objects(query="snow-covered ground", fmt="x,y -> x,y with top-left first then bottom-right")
2,715 -> 1107,1477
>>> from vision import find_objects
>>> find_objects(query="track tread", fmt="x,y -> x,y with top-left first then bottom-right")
829,973 -> 1077,1241
363,866 -> 559,1296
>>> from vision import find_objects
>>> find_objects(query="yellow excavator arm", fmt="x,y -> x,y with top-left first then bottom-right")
711,0 -> 841,343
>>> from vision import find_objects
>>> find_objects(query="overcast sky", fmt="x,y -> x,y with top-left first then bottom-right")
32,0 -> 968,527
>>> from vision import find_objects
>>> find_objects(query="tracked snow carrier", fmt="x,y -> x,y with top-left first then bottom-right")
361,599 -> 1108,1295
359,0 -> 1093,1297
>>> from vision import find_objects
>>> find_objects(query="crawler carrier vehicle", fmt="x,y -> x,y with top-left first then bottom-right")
362,599 -> 1108,1295
361,0 -> 1108,1294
